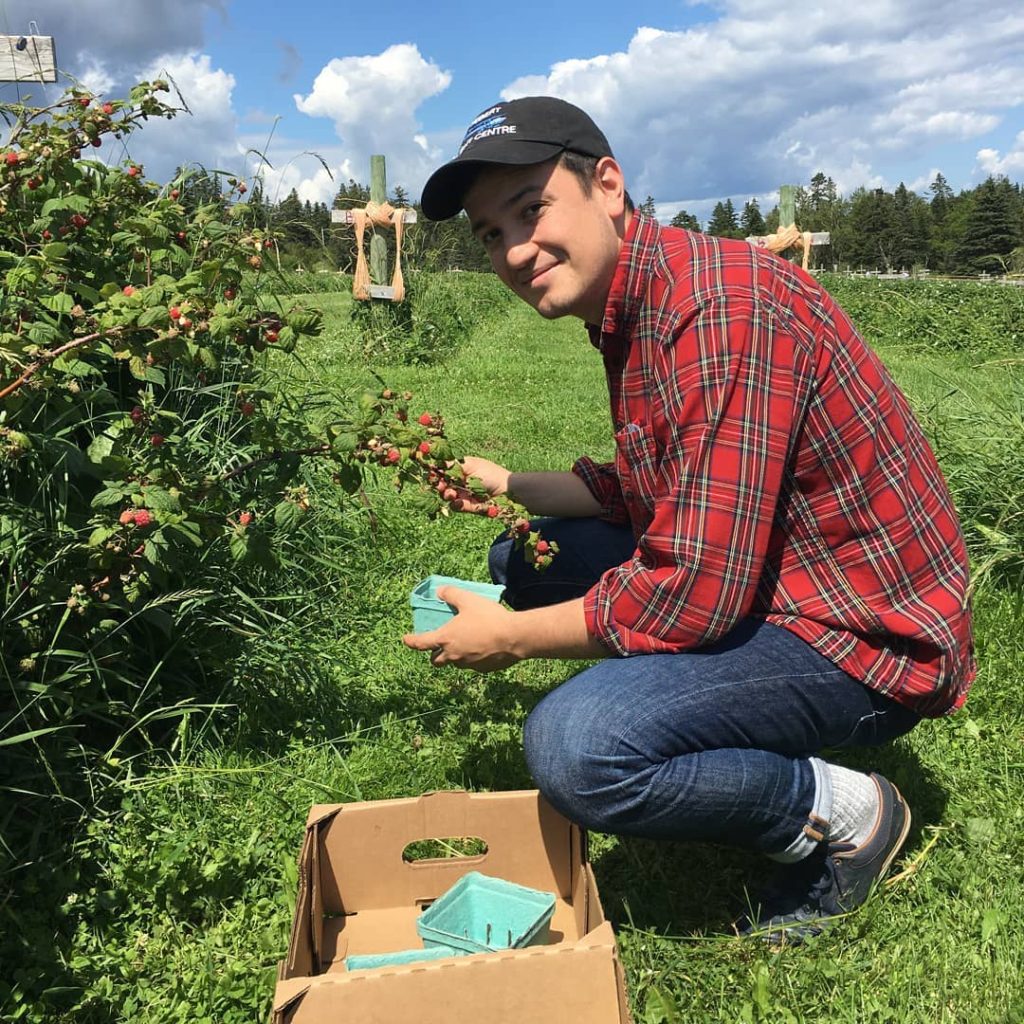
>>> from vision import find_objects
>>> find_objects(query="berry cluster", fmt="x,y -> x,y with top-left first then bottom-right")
355,389 -> 559,570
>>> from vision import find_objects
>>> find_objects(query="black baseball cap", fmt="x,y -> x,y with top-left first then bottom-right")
420,96 -> 614,221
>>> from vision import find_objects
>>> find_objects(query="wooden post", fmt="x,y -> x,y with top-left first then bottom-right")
330,156 -> 417,301
369,155 -> 387,286
747,184 -> 830,273
779,185 -> 797,228
0,35 -> 56,83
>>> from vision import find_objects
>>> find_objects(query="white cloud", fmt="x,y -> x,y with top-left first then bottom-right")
119,52 -> 242,182
976,132 -> 1024,176
293,44 -> 451,193
499,0 -> 1024,206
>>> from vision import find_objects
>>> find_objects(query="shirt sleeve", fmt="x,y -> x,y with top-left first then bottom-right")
570,456 -> 631,524
584,293 -> 812,655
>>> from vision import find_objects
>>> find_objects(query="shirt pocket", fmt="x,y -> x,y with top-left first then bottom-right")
614,421 -> 663,522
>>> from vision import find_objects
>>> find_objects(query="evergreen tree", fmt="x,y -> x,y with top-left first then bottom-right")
890,182 -> 930,270
670,209 -> 701,232
638,195 -> 657,219
740,198 -> 766,237
953,175 -> 1023,273
845,187 -> 897,270
707,198 -> 740,238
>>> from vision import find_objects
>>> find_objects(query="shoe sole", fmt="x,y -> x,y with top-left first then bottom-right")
876,779 -> 912,884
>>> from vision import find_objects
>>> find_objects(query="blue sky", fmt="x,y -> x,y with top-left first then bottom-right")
4,0 -> 1024,225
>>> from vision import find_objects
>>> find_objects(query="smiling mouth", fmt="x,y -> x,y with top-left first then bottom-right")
524,263 -> 559,287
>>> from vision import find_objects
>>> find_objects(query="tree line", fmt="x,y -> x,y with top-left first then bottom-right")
671,172 -> 1024,275
173,167 -> 1024,277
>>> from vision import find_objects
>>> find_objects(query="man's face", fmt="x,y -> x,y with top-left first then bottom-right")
463,157 -> 627,324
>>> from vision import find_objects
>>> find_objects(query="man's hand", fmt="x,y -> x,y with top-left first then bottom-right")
403,591 -> 609,671
448,456 -> 510,515
448,456 -> 603,519
402,586 -> 520,672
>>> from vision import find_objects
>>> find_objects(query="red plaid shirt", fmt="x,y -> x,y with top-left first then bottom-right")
573,213 -> 974,717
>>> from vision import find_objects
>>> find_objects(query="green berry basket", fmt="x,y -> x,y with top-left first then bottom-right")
344,945 -> 464,972
415,871 -> 556,955
409,575 -> 505,633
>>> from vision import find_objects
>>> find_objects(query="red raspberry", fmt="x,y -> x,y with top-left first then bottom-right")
385,449 -> 401,464
179,317 -> 192,330
240,402 -> 255,416
127,165 -> 140,178
90,138 -> 102,148
223,288 -> 235,300
417,412 -> 432,426
102,102 -> 114,115
238,183 -> 248,194
265,330 -> 279,343
150,433 -> 164,446
5,151 -> 18,166
535,539 -> 551,555
70,214 -> 88,229
418,441 -> 431,455
132,509 -> 152,527
42,230 -> 52,240
123,285 -> 135,296
170,189 -> 180,200
514,518 -> 530,535
130,406 -> 144,423
238,511 -> 253,527
486,505 -> 500,518
168,306 -> 181,320
77,96 -> 90,108
119,509 -> 134,525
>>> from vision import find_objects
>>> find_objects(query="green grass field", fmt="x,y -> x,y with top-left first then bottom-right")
12,282 -> 1024,1023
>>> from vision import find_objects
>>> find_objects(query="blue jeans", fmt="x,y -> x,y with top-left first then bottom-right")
489,517 -> 920,856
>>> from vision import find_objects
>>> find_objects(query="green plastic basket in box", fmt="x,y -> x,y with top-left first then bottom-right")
409,575 -> 505,633
344,946 -> 463,972
416,871 -> 556,955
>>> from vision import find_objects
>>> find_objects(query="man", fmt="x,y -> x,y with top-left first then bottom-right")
404,97 -> 975,942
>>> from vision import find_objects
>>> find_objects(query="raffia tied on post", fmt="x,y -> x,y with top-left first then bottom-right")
753,224 -> 815,270
351,201 -> 408,302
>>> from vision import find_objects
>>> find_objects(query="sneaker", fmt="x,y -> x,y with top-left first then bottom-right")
736,773 -> 911,944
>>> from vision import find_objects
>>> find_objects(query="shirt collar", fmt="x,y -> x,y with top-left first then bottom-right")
588,211 -> 662,352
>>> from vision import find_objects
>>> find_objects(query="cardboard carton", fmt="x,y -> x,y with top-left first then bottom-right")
273,789 -> 631,1023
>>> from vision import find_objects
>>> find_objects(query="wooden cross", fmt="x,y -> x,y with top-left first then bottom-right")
331,154 -> 417,300
0,34 -> 56,83
748,185 -> 831,272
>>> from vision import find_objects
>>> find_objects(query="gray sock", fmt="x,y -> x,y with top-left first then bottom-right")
826,763 -> 879,847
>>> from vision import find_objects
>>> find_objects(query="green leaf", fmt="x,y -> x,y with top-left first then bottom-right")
229,532 -> 249,562
87,434 -> 115,463
333,463 -> 363,495
41,292 -> 75,314
137,306 -> 169,328
140,487 -> 181,512
91,486 -> 127,508
87,525 -> 116,547
41,195 -> 90,216
274,500 -> 302,531
41,242 -> 69,261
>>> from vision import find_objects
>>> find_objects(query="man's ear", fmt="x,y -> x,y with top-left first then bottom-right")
593,156 -> 627,218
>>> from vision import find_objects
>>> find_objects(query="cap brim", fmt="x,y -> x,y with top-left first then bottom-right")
420,139 -> 566,221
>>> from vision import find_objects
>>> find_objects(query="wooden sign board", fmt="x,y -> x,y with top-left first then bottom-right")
0,36 -> 57,83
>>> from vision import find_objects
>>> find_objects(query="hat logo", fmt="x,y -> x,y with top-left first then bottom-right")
459,115 -> 517,154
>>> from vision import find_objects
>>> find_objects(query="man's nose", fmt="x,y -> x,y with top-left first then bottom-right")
504,230 -> 537,270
